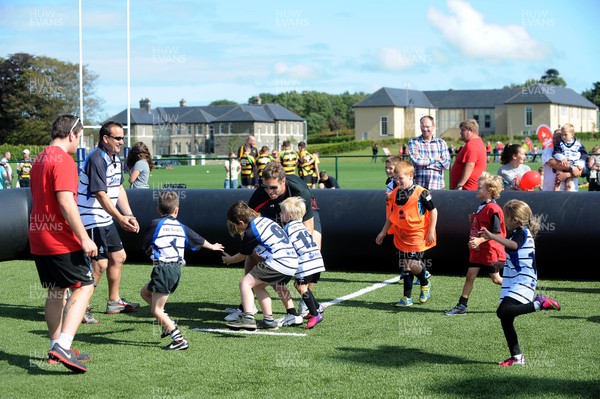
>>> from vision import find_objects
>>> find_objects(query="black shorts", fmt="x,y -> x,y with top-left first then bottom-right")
295,272 -> 321,286
87,224 -> 124,261
34,251 -> 94,289
398,251 -> 425,271
241,177 -> 254,187
469,262 -> 499,275
249,262 -> 292,288
147,264 -> 182,294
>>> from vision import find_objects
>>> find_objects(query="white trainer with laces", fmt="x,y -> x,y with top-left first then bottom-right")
224,305 -> 259,321
276,313 -> 303,327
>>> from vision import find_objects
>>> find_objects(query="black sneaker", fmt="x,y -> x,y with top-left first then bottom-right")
163,339 -> 189,351
48,343 -> 87,373
257,319 -> 279,330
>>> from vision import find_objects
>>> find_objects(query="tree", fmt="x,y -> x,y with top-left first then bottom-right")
0,53 -> 103,145
209,99 -> 238,106
581,82 -> 600,108
540,68 -> 567,87
247,90 -> 368,135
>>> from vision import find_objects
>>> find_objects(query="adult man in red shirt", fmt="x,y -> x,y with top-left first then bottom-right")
450,119 -> 487,190
29,115 -> 98,373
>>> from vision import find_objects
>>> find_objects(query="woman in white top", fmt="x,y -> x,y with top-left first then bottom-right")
224,151 -> 241,189
126,141 -> 154,189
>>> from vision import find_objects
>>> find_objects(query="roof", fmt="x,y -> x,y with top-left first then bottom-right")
353,86 -> 597,110
424,88 -> 521,109
109,104 -> 304,125
353,87 -> 434,108
504,84 -> 598,109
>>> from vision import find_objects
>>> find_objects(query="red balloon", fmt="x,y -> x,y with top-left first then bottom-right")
520,170 -> 541,190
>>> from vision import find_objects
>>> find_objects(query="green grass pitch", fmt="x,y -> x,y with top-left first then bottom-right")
1,260 -> 598,398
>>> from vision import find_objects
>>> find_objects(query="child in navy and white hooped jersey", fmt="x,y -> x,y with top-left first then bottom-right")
280,196 -> 326,329
479,199 -> 561,367
222,200 -> 299,331
140,191 -> 224,350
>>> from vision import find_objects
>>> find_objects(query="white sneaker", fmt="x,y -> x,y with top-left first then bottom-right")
224,305 -> 259,321
276,313 -> 303,327
297,301 -> 309,318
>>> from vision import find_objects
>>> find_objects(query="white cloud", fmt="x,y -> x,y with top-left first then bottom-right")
428,0 -> 551,61
274,62 -> 314,79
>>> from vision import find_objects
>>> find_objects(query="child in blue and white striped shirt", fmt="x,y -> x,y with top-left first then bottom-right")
479,199 -> 561,367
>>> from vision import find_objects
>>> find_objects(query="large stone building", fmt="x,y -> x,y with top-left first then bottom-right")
354,85 -> 598,140
106,98 -> 305,156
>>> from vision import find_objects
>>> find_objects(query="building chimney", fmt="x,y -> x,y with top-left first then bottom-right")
139,98 -> 151,113
255,95 -> 262,105
180,99 -> 187,107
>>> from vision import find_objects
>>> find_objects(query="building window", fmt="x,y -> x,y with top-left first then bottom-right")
525,106 -> 533,126
473,115 -> 479,123
228,123 -> 233,134
362,132 -> 368,140
380,117 -> 388,136
484,115 -> 491,128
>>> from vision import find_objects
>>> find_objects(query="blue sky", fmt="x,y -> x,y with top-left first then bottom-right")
1,0 -> 599,120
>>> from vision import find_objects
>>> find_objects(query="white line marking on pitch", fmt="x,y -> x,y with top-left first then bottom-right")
320,275 -> 400,308
194,275 -> 400,337
192,328 -> 307,337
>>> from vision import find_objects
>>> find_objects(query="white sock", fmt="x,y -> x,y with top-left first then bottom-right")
514,354 -> 523,360
56,333 -> 74,350
50,339 -> 57,350
534,301 -> 541,311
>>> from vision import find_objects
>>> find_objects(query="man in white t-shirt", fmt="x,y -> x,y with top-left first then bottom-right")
541,130 -> 581,191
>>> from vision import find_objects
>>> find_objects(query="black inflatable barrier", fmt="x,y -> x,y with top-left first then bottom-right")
2,189 -> 599,279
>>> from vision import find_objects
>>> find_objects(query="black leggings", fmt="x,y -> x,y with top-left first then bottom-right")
496,297 -> 535,356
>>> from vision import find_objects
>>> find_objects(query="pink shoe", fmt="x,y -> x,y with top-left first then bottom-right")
498,355 -> 525,366
535,295 -> 561,311
305,313 -> 323,329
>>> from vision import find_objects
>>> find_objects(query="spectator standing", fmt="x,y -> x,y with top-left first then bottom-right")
408,116 -> 450,190
255,146 -> 274,185
1,151 -> 13,188
587,145 -> 600,191
297,141 -> 316,188
450,119 -> 487,190
542,130 -> 581,191
371,143 -> 379,163
17,149 -> 34,188
497,144 -> 531,190
126,141 -> 154,189
30,115 -> 98,373
78,121 -> 141,322
224,151 -> 241,189
239,145 -> 256,189
237,135 -> 259,186
552,123 -> 586,191
278,140 -> 299,175
311,151 -> 321,187
0,160 -> 7,190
